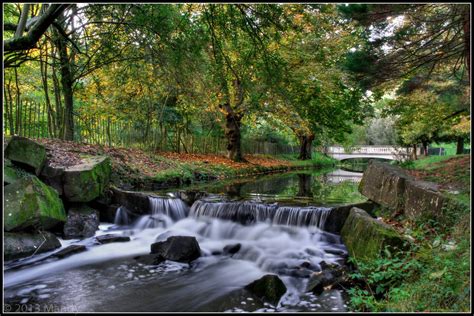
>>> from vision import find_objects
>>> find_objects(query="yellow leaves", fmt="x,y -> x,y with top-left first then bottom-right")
451,116 -> 470,135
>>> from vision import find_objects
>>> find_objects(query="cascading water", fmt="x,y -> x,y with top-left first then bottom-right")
133,197 -> 189,230
5,193 -> 349,312
114,206 -> 130,226
189,200 -> 333,229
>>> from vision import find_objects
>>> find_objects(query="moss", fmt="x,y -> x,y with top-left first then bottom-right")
63,156 -> 111,202
4,176 -> 66,231
341,208 -> 407,264
5,136 -> 47,175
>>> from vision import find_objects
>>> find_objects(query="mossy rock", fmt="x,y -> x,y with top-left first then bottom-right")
4,136 -> 47,175
340,207 -> 407,264
4,231 -> 61,261
4,176 -> 67,231
244,274 -> 287,306
63,156 -> 111,202
4,164 -> 22,185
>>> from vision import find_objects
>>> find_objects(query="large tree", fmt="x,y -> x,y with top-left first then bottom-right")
341,4 -> 470,89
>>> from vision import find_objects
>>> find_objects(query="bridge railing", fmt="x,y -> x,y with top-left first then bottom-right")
325,146 -> 412,155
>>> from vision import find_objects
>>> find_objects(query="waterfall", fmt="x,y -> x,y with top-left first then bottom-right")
114,206 -> 130,226
272,206 -> 333,228
149,196 -> 189,221
189,200 -> 333,229
189,200 -> 278,225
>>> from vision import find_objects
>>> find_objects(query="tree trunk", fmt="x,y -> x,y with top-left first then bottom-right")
422,140 -> 429,156
412,144 -> 418,160
456,137 -> 464,155
223,107 -> 244,162
298,134 -> 315,160
53,23 -> 74,141
463,6 -> 470,81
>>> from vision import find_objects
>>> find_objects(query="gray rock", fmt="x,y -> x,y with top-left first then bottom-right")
96,234 -> 131,244
63,156 -> 111,202
150,236 -> 201,263
39,161 -> 65,195
63,205 -> 100,239
51,244 -> 87,258
4,231 -> 61,261
5,136 -> 47,175
244,274 -> 287,306
359,160 -> 411,211
223,243 -> 241,255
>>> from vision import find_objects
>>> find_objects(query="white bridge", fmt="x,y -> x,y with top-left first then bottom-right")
324,145 -> 412,161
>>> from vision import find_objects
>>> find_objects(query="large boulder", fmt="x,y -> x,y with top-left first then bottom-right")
63,205 -> 100,239
5,136 -> 47,175
4,176 -> 67,232
63,156 -> 111,202
4,159 -> 28,185
110,187 -> 151,215
150,236 -> 201,263
4,231 -> 61,261
323,201 -> 376,234
403,180 -> 445,218
359,160 -> 412,211
39,161 -> 65,195
244,274 -> 287,306
340,207 -> 407,263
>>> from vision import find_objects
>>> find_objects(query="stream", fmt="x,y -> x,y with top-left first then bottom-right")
4,168 -> 365,312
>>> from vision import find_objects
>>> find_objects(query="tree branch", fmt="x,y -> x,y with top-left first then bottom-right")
4,4 -> 70,52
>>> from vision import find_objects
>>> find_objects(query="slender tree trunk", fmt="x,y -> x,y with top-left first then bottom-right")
298,133 -> 315,160
463,6 -> 470,81
422,140 -> 429,156
52,61 -> 63,137
456,137 -> 464,155
53,23 -> 74,141
412,144 -> 418,160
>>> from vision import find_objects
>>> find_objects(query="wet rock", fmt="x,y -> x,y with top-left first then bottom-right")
306,262 -> 349,294
150,236 -> 201,263
175,191 -> 208,205
134,254 -> 165,266
340,207 -> 408,263
96,234 -> 131,244
51,244 -> 87,259
4,231 -> 61,261
223,243 -> 241,255
110,187 -> 151,215
4,176 -> 66,231
63,205 -> 100,239
244,274 -> 287,306
324,201 -> 377,233
63,156 -> 111,202
5,136 -> 47,175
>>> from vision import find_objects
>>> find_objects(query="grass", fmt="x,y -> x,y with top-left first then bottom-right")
148,152 -> 338,187
348,154 -> 471,312
430,142 -> 470,156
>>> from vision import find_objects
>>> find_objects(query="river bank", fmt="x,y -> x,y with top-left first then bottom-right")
26,138 -> 337,190
346,155 -> 470,312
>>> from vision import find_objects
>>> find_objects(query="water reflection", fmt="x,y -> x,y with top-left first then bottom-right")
157,168 -> 366,206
